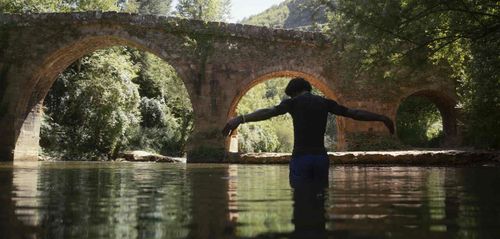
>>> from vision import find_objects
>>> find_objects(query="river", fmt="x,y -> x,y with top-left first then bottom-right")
0,162 -> 499,239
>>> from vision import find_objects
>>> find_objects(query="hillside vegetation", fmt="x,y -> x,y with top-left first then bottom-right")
240,0 -> 326,30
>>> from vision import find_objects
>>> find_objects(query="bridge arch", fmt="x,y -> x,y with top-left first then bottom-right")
225,70 -> 346,153
13,34 -> 195,160
27,34 -> 194,108
395,89 -> 459,147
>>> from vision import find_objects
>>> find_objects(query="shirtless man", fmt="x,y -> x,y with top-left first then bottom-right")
222,78 -> 394,188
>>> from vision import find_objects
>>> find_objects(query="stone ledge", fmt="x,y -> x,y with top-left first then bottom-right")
229,150 -> 500,166
117,151 -> 186,163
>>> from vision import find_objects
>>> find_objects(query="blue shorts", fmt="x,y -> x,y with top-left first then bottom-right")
289,154 -> 330,189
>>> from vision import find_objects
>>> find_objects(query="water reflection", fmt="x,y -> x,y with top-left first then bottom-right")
0,163 -> 500,239
0,162 -> 40,238
291,185 -> 327,239
184,164 -> 233,239
324,167 -> 500,239
229,165 -> 293,237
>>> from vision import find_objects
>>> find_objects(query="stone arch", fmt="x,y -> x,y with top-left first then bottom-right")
13,35 -> 194,160
28,35 -> 194,110
395,89 -> 459,147
225,70 -> 346,153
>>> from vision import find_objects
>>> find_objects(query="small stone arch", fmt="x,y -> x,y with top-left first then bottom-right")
225,70 -> 346,153
13,35 -> 194,160
395,89 -> 459,147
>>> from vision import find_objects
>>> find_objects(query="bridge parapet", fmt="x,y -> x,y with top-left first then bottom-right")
0,12 -> 330,47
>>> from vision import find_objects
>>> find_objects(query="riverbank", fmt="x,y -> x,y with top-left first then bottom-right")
39,150 -> 499,166
228,150 -> 500,166
120,150 -> 500,166
116,151 -> 186,163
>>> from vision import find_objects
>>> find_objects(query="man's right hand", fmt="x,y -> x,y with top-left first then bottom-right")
222,116 -> 243,137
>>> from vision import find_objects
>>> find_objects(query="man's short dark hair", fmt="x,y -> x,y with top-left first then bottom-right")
285,77 -> 312,97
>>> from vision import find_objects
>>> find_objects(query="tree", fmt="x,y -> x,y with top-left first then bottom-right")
136,0 -> 172,15
309,0 -> 499,149
175,0 -> 231,21
41,47 -> 141,160
129,51 -> 194,156
0,0 -> 122,13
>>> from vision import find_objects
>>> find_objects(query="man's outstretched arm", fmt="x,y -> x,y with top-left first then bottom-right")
344,109 -> 394,134
222,107 -> 285,136
329,101 -> 395,134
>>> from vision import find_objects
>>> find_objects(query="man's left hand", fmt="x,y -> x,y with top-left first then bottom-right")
222,116 -> 243,137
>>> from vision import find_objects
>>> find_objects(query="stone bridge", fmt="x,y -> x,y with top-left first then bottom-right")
0,12 -> 459,162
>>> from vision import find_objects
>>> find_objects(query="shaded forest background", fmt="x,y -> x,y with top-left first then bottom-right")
1,0 -> 498,160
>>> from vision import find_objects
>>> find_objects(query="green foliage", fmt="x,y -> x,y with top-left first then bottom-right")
138,97 -> 170,128
241,0 -> 327,30
241,1 -> 290,28
135,0 -> 172,15
132,51 -> 193,116
238,122 -> 282,153
128,126 -> 185,156
0,0 -> 59,12
274,123 -> 294,152
0,0 -> 121,13
41,47 -> 141,160
175,0 -> 231,21
41,49 -> 193,159
306,0 -> 499,149
397,96 -> 443,148
237,78 -> 291,153
129,52 -> 194,156
460,37 -> 500,149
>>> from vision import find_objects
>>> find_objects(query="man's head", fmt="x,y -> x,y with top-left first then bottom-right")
285,77 -> 312,97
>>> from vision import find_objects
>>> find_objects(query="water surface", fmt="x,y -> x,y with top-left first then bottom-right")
1,162 -> 499,239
